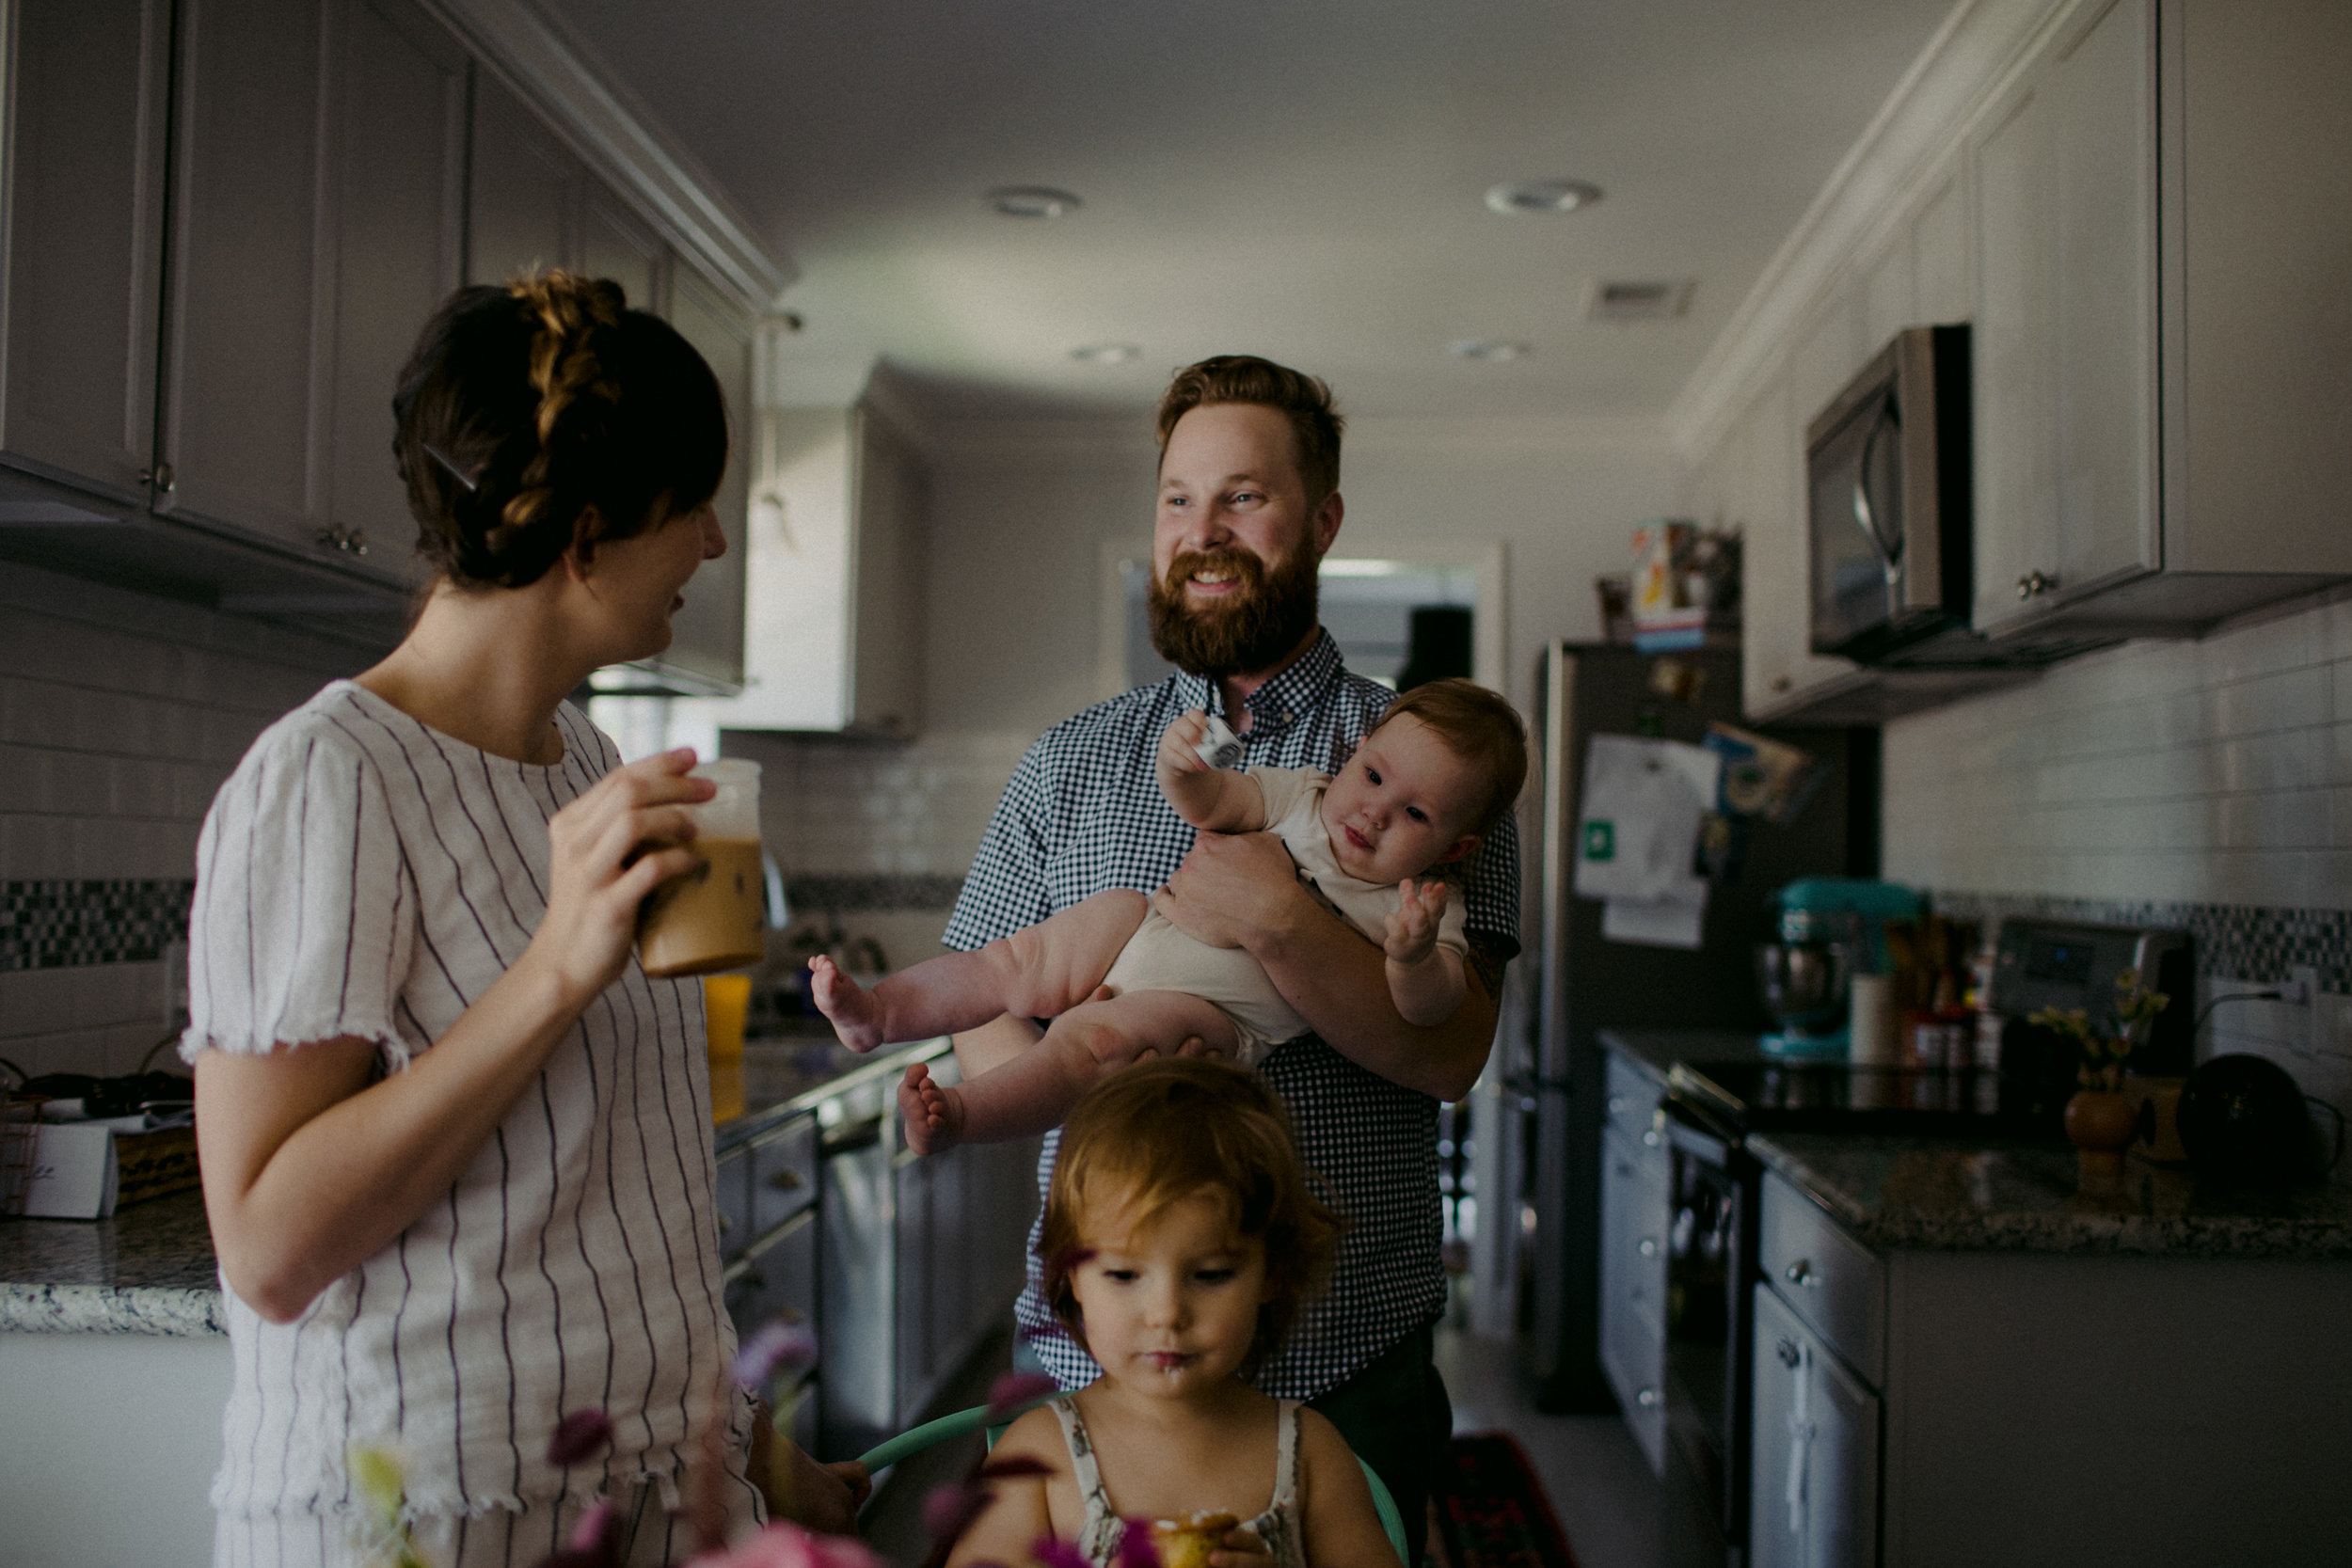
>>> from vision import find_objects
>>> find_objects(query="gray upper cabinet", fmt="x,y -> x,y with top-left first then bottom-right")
468,71 -> 578,288
0,0 -> 171,499
581,183 -> 666,315
1970,0 -> 2352,641
660,260 -> 753,691
158,0 -> 463,585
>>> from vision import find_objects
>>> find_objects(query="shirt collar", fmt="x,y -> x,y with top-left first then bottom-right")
1181,628 -> 1345,734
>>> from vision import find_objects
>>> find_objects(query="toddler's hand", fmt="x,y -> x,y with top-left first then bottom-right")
1208,1524 -> 1273,1568
1158,709 -> 1214,777
1384,878 -> 1448,964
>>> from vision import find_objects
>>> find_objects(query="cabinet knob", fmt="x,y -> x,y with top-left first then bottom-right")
716,1212 -> 733,1232
1777,1338 -> 1801,1369
766,1169 -> 804,1191
1642,1129 -> 1661,1148
1637,1238 -> 1659,1258
2017,570 -> 2057,599
1607,1096 -> 1627,1115
315,524 -> 370,557
1772,674 -> 1792,692
138,463 -> 175,494
1786,1259 -> 1816,1287
1635,1386 -> 1661,1408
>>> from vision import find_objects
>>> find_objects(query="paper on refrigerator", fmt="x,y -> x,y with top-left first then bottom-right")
1574,734 -> 1720,949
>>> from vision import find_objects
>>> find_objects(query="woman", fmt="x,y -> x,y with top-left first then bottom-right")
184,273 -> 864,1566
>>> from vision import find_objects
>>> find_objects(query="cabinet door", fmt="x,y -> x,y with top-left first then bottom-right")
660,261 -> 752,690
891,1148 -> 932,1425
1973,0 -> 2157,632
322,0 -> 467,585
1752,1285 -> 1881,1568
1598,1128 -> 1670,1473
157,0 -> 331,549
0,0 -> 170,497
468,72 -> 579,286
581,182 -> 664,312
850,403 -> 927,735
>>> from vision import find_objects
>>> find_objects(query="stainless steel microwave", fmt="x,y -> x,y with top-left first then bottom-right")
1806,325 -> 1971,661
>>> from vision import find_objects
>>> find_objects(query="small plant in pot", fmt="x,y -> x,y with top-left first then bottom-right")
2032,970 -> 2169,1173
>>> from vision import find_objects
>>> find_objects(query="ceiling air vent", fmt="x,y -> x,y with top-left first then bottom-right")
1586,279 -> 1694,323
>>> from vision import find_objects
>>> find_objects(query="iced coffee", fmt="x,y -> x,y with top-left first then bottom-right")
638,758 -> 767,978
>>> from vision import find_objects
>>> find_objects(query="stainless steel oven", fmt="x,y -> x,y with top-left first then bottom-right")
1661,1092 -> 1757,1566
1806,325 -> 1974,665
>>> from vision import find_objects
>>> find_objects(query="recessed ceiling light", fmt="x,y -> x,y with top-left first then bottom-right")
986,185 -> 1083,219
1484,179 -> 1603,215
1449,340 -> 1533,362
1069,342 -> 1140,365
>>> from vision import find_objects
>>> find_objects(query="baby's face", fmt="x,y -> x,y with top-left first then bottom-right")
1319,714 -> 1485,884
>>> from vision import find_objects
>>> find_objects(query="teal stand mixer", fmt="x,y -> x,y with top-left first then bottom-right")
1756,877 -> 1922,1057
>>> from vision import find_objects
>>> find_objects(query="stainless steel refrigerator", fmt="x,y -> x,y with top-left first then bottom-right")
1510,642 -> 1871,1409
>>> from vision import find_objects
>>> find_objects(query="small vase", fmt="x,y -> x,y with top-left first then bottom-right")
2065,1089 -> 2136,1175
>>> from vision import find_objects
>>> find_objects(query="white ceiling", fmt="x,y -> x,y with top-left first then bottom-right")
548,0 -> 1958,421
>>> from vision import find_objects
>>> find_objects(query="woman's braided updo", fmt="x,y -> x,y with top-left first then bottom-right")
391,270 -> 727,589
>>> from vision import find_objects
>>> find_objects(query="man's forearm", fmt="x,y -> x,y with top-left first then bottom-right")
1255,907 -> 1498,1101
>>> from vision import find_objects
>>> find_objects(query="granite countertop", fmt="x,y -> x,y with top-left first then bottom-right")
1750,1132 -> 2352,1259
2,1032 -> 950,1336
1598,1026 -> 1772,1087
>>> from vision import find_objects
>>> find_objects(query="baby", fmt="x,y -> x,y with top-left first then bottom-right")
809,678 -> 1528,1153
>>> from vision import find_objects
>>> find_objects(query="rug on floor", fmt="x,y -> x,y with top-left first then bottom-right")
1429,1430 -> 1581,1568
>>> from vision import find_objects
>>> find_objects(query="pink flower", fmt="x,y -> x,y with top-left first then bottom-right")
977,1454 -> 1053,1481
985,1370 -> 1058,1419
1116,1519 -> 1161,1568
681,1521 -> 883,1568
925,1481 -> 995,1547
547,1410 -> 615,1467
1031,1538 -> 1090,1568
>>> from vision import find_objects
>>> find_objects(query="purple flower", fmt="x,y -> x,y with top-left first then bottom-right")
976,1454 -> 1053,1481
985,1370 -> 1058,1419
680,1522 -> 884,1568
1031,1538 -> 1090,1568
532,1498 -> 622,1568
732,1319 -> 819,1394
1117,1519 -> 1162,1568
924,1481 -> 995,1548
547,1410 -> 614,1467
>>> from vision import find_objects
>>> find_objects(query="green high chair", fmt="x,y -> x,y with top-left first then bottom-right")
857,1401 -> 1413,1564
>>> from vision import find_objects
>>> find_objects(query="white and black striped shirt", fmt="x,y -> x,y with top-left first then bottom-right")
182,682 -> 757,1535
943,632 -> 1522,1398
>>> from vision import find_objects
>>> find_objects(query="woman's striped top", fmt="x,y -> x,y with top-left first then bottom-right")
181,681 -> 759,1531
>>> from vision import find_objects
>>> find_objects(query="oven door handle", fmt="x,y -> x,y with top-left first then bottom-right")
1660,1096 -> 1735,1164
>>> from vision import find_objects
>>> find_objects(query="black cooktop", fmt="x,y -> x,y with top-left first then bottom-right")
1668,1057 -> 2058,1137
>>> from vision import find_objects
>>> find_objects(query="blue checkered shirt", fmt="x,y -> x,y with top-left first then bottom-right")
943,630 -> 1523,1399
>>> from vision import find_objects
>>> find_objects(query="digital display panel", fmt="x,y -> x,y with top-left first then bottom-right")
2025,937 -> 2096,986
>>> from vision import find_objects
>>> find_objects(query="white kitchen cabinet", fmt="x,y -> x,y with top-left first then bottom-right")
0,0 -> 171,500
681,387 -> 929,736
1969,0 -> 2352,640
158,0 -> 463,585
1597,1123 -> 1671,1474
1750,1282 -> 1881,1568
653,259 -> 754,692
468,71 -> 580,287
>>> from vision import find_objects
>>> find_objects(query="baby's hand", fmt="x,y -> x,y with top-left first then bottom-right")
1384,878 -> 1448,964
1158,709 -> 1214,776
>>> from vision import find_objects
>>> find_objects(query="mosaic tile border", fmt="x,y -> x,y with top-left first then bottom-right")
784,874 -> 967,914
1928,891 -> 2352,993
1,879 -> 196,973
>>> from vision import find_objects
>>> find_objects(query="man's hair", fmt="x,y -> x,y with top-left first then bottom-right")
1039,1057 -> 1343,1380
1155,356 -> 1344,505
1375,678 -> 1531,839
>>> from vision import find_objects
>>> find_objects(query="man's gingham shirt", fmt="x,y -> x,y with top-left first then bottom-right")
942,631 -> 1522,1399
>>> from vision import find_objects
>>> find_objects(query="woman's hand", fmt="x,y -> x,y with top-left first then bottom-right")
524,747 -> 715,1006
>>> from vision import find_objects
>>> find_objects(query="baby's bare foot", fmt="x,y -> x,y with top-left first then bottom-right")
897,1063 -> 966,1156
808,956 -> 885,1053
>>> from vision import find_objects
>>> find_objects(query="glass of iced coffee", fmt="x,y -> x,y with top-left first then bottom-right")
637,758 -> 768,979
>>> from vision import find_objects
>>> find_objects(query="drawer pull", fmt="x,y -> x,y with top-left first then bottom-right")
1777,1338 -> 1801,1370
1637,1238 -> 1659,1258
717,1212 -> 733,1232
138,463 -> 176,493
1642,1129 -> 1661,1148
1607,1096 -> 1627,1115
1635,1386 -> 1661,1408
766,1170 -> 805,1191
1786,1259 -> 1817,1288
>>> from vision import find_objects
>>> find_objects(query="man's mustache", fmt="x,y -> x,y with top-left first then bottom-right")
1162,547 -> 1267,599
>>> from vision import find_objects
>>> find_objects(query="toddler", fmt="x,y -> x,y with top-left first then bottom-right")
946,1056 -> 1398,1568
810,679 -> 1528,1152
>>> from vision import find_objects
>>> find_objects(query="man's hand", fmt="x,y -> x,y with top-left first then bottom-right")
1153,831 -> 1312,952
1383,877 -> 1448,965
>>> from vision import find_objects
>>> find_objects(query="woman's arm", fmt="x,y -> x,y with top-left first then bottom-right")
195,750 -> 712,1323
1295,1408 -> 1405,1568
1157,710 -> 1267,832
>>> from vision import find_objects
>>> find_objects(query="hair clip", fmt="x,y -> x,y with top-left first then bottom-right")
421,441 -> 480,494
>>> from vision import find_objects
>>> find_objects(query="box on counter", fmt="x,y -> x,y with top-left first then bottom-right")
14,1121 -> 199,1220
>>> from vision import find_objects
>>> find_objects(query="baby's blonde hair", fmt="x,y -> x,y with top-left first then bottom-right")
1039,1058 -> 1343,1379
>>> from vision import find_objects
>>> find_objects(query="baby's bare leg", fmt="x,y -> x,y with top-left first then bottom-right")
812,890 -> 1147,1052
898,990 -> 1240,1154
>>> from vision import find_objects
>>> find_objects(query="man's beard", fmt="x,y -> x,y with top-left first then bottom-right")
1148,543 -> 1321,678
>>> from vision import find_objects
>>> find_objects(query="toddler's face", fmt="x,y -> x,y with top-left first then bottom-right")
1319,714 -> 1484,885
1068,1188 -> 1269,1400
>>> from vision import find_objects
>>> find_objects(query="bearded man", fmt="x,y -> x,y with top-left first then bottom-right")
942,356 -> 1522,1553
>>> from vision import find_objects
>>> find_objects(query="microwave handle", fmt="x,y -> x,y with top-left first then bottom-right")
1851,391 -> 1902,587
